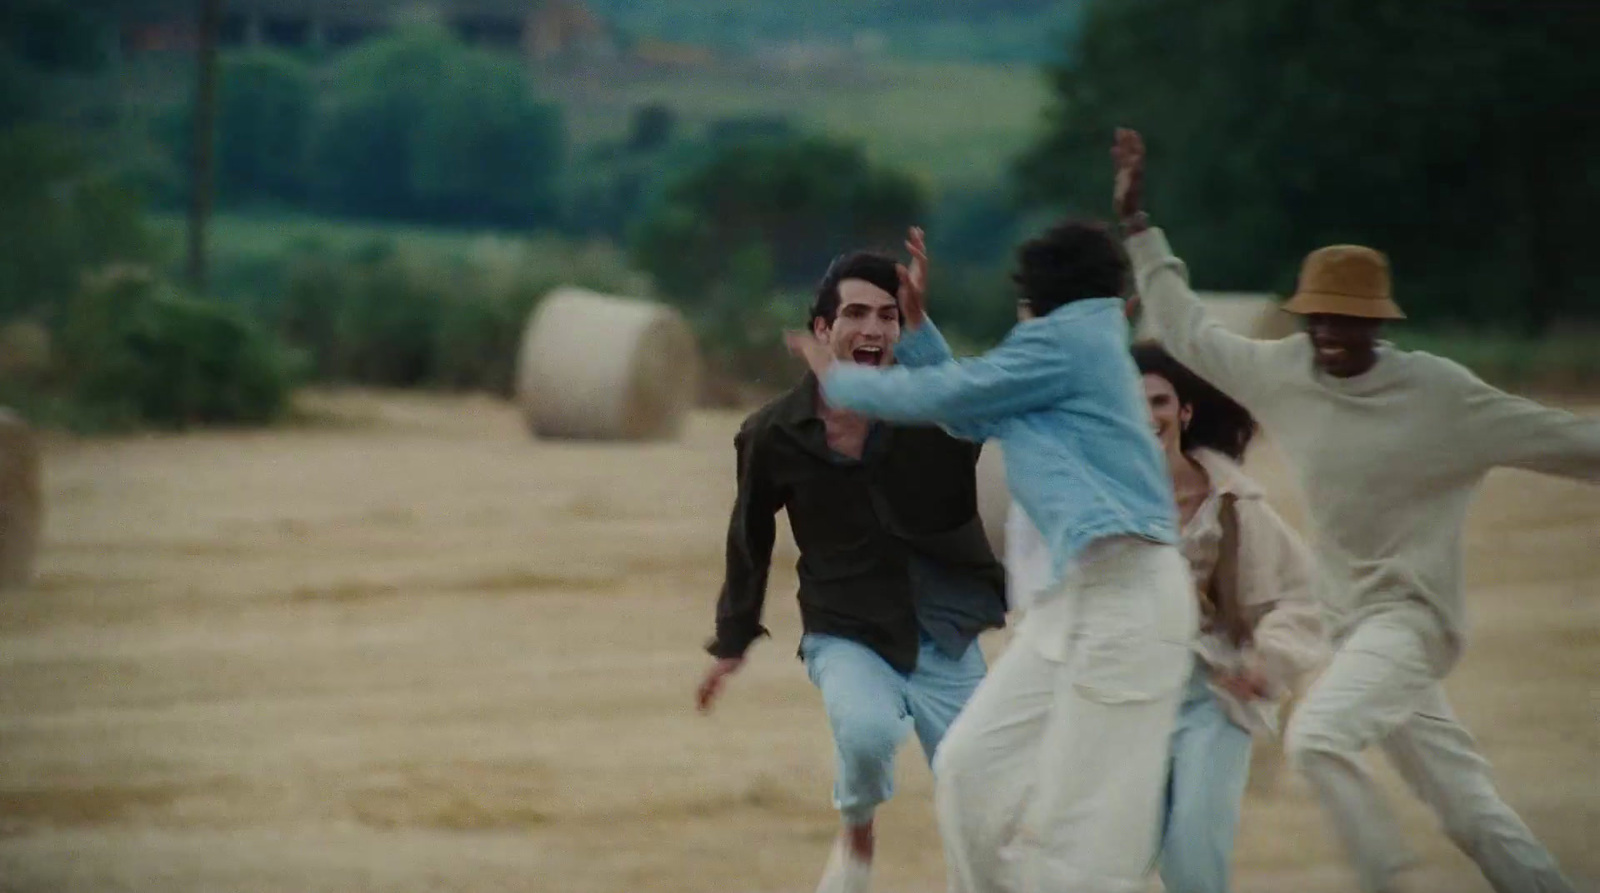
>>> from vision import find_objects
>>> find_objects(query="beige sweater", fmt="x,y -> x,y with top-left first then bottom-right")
1129,228 -> 1600,665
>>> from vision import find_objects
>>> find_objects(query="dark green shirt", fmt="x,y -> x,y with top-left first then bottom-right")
707,375 -> 1007,674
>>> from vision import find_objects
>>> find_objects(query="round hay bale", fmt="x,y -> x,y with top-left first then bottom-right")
976,441 -> 1009,556
1136,292 -> 1299,342
515,287 -> 700,441
0,321 -> 51,380
0,408 -> 42,590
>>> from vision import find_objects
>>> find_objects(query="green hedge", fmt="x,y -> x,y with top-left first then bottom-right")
4,267 -> 302,432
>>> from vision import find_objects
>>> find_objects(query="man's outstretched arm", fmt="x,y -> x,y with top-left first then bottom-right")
1114,128 -> 1283,410
888,226 -> 999,443
1457,370 -> 1600,483
795,327 -> 1073,434
892,321 -> 999,444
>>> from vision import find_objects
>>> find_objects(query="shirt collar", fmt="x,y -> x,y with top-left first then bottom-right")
774,372 -> 892,464
1190,447 -> 1264,500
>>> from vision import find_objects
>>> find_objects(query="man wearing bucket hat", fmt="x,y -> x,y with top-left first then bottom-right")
1112,127 -> 1598,893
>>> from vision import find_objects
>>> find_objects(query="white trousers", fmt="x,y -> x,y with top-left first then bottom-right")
933,537 -> 1196,893
1285,604 -> 1577,893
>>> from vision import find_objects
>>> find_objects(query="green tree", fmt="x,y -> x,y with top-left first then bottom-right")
158,49 -> 316,205
308,25 -> 565,227
211,49 -> 314,203
0,0 -> 115,126
630,134 -> 926,305
626,102 -> 676,154
1016,0 -> 1600,332
0,125 -> 156,323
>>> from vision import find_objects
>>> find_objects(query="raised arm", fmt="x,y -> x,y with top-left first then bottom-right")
895,317 -> 957,368
892,226 -> 956,369
884,227 -> 1006,442
1114,128 -> 1282,409
1456,369 -> 1600,483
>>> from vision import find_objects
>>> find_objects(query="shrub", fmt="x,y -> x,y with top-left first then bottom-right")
256,229 -> 646,395
0,125 -> 157,323
53,267 -> 301,430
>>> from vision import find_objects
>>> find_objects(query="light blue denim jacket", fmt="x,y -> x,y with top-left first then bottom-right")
819,298 -> 1179,590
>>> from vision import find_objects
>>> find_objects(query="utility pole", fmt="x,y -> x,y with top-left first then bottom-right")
187,0 -> 222,292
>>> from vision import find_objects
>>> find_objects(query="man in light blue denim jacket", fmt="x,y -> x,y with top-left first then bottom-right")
789,220 -> 1199,893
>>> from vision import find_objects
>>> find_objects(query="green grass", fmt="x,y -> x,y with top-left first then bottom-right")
146,211 -> 651,302
1392,329 -> 1600,395
151,211 -> 530,262
546,59 -> 1046,191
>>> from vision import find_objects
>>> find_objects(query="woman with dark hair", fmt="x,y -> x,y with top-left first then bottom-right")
1132,340 -> 1327,893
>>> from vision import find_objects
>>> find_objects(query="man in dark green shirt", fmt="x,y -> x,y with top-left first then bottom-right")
696,234 -> 1007,893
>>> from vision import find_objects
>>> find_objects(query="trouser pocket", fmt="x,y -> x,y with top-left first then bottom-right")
1074,633 -> 1192,705
1071,547 -> 1196,705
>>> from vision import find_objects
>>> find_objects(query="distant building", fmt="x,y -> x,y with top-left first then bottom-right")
628,38 -> 715,70
117,0 -> 616,60
526,0 -> 614,62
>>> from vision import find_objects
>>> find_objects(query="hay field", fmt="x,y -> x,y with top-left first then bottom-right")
1,390 -> 1596,893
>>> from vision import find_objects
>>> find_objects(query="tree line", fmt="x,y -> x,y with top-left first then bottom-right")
3,0 -> 1596,431
1016,0 -> 1599,333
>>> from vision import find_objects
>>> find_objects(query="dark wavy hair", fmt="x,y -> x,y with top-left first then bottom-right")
1011,219 -> 1130,317
1131,341 -> 1258,461
810,251 -> 900,327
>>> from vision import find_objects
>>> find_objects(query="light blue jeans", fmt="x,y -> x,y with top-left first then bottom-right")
1158,660 -> 1255,893
800,631 -> 988,826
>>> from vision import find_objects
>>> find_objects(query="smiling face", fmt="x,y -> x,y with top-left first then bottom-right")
813,277 -> 900,366
1304,312 -> 1383,378
1142,372 -> 1190,459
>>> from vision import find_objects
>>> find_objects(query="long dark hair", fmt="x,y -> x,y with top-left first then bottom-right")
1131,341 -> 1258,461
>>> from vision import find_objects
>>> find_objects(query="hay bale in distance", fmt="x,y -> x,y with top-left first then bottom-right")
515,287 -> 700,441
1136,291 -> 1299,343
0,408 -> 42,590
0,321 -> 51,381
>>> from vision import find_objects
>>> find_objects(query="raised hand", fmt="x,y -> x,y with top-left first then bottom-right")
898,226 -> 929,329
784,329 -> 837,379
1112,127 -> 1147,223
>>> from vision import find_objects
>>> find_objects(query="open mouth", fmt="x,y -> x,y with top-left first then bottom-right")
851,345 -> 885,366
1314,344 -> 1350,362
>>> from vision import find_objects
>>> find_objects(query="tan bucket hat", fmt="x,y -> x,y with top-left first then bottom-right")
1282,245 -> 1405,319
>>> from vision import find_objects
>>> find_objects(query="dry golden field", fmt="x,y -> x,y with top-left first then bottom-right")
1,390 -> 1596,893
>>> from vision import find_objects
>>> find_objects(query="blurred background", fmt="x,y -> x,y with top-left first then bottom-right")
0,2 -> 1596,892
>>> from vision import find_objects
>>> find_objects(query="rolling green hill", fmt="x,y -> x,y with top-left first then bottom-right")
586,0 -> 1084,63
547,60 -> 1048,192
